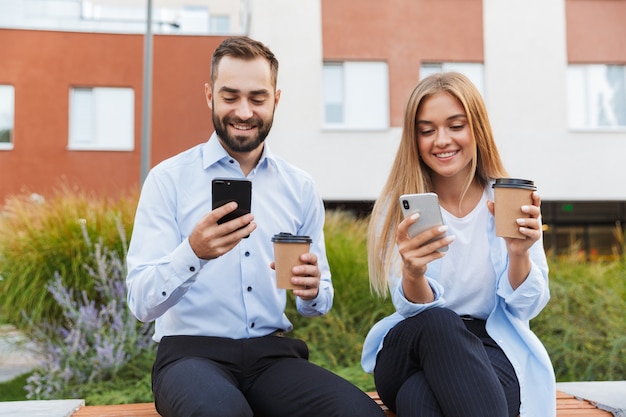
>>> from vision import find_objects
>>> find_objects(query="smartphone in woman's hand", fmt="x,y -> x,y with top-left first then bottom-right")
399,192 -> 447,252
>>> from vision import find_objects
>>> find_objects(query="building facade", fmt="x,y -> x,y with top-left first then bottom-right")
1,0 -> 625,258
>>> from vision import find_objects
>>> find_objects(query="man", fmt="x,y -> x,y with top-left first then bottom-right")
126,36 -> 385,417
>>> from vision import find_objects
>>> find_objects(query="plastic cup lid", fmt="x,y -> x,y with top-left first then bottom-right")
492,178 -> 536,190
271,232 -> 312,243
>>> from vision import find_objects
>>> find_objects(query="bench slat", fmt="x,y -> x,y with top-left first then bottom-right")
71,402 -> 158,416
70,390 -> 612,417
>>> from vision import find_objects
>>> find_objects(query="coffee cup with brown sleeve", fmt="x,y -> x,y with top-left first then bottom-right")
492,178 -> 537,239
272,232 -> 313,289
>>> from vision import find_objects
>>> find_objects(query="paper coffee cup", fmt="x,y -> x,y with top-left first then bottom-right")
271,232 -> 313,289
492,178 -> 537,239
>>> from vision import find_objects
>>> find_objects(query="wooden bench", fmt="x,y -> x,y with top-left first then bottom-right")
71,390 -> 613,416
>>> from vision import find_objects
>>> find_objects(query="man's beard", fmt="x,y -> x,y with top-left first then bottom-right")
213,112 -> 274,153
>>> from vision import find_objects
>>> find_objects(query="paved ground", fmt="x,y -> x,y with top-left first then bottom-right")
0,325 -> 86,417
0,324 -> 41,383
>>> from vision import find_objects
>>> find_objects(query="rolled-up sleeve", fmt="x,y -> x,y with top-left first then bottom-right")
496,239 -> 550,321
392,275 -> 446,318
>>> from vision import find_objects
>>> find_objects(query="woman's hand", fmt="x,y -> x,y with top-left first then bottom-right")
487,191 -> 543,289
487,191 -> 543,255
396,213 -> 455,302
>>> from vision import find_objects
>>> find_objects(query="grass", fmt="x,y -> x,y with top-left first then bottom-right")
0,189 -> 624,403
0,185 -> 137,328
531,254 -> 626,381
0,373 -> 31,401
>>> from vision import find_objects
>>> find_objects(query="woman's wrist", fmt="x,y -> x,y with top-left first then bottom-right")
401,272 -> 435,303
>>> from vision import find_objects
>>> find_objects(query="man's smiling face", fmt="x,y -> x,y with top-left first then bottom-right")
207,56 -> 280,154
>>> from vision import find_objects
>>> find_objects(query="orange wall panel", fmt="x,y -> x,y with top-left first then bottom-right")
0,29 -> 225,201
150,35 -> 223,164
566,0 -> 626,63
322,0 -> 484,127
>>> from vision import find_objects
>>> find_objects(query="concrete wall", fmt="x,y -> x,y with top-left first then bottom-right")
486,0 -> 625,200
484,0 -> 570,197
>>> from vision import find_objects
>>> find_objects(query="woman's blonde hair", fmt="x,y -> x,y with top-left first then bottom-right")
367,72 -> 508,296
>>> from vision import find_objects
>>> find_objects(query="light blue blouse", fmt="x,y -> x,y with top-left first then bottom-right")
361,186 -> 556,417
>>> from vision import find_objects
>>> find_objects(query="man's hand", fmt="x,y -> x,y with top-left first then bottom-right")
271,253 -> 321,300
189,202 -> 256,259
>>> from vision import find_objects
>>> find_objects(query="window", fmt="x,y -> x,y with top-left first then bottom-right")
24,0 -> 81,19
322,61 -> 389,130
180,6 -> 210,33
323,64 -> 343,124
209,15 -> 230,34
567,64 -> 626,130
68,87 -> 134,151
0,84 -> 15,150
420,63 -> 485,98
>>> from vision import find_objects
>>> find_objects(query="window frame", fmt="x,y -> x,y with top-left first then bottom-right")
322,61 -> 390,131
68,86 -> 135,152
420,62 -> 486,99
567,64 -> 626,132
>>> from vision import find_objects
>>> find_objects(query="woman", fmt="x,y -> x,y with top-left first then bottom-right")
361,72 -> 555,417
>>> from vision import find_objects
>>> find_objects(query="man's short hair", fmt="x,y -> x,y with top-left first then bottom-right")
210,36 -> 279,88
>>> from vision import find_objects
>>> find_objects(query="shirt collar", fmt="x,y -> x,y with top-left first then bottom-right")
201,132 -> 279,172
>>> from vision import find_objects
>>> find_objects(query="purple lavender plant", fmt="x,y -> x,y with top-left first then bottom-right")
24,218 -> 153,400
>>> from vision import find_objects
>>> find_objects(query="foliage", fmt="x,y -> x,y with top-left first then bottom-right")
0,185 -> 137,328
0,189 -> 625,402
531,253 -> 626,382
78,348 -> 155,405
0,373 -> 30,401
23,224 -> 153,400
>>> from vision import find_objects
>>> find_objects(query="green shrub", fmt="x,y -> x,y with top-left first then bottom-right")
1,189 -> 625,402
531,254 -> 626,381
77,348 -> 155,405
24,229 -> 153,400
0,186 -> 137,328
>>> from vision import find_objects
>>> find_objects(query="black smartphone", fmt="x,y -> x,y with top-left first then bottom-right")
212,178 -> 252,225
399,192 -> 447,252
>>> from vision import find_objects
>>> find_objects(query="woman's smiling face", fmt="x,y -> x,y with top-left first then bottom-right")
416,91 -> 474,181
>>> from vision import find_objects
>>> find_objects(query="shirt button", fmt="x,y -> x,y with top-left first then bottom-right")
189,266 -> 195,272
245,251 -> 250,257
250,322 -> 255,328
229,159 -> 235,164
162,291 -> 167,296
247,286 -> 252,292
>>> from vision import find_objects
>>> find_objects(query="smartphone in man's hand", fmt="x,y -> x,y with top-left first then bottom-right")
212,178 -> 252,225
399,192 -> 447,252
